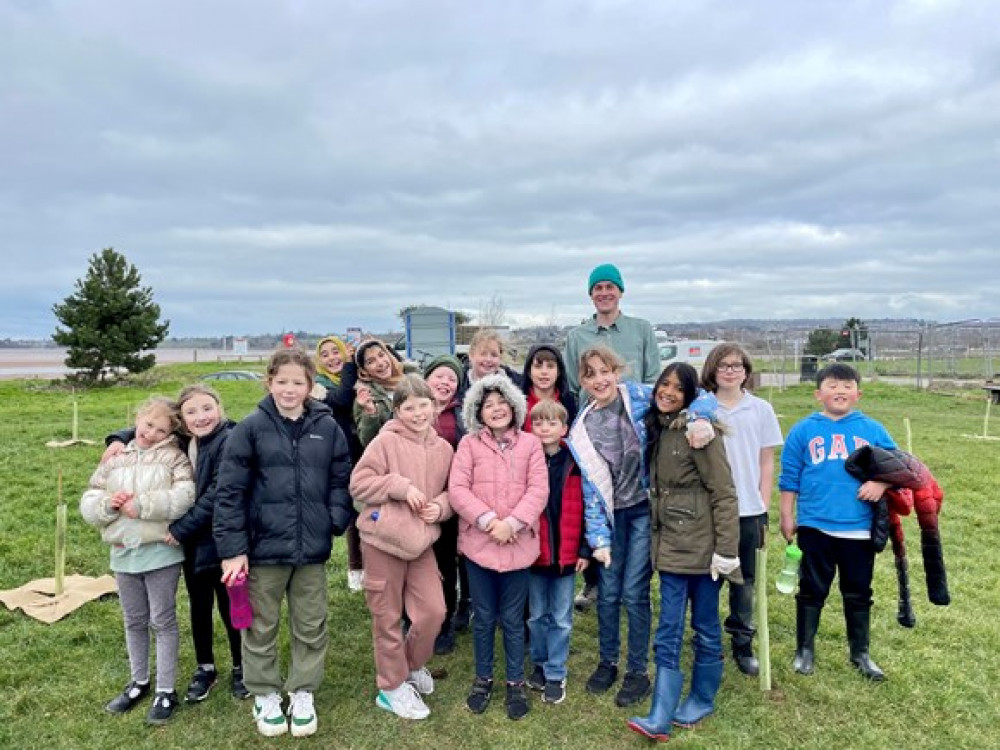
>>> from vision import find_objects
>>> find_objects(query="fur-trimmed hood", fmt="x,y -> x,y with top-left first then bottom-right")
462,372 -> 527,433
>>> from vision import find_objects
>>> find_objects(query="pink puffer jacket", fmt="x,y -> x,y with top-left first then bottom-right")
448,426 -> 548,572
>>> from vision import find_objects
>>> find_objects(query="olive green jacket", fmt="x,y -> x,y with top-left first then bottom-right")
649,412 -> 742,583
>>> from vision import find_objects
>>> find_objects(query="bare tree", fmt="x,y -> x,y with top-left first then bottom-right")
477,292 -> 507,328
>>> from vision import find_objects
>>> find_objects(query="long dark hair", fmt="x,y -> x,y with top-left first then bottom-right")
644,363 -> 700,467
520,344 -> 569,397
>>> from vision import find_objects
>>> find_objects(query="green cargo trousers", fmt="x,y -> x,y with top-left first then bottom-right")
243,564 -> 328,695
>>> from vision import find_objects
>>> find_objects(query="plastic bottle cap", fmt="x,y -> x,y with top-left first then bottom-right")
786,543 -> 803,561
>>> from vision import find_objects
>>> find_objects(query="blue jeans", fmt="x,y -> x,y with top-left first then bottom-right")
527,571 -> 576,681
596,501 -> 652,674
653,571 -> 723,670
466,559 -> 529,683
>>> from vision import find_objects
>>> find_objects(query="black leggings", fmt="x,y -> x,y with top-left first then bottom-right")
182,554 -> 242,668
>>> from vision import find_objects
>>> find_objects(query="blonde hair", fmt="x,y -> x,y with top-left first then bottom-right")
175,384 -> 225,434
530,399 -> 568,425
469,328 -> 505,356
392,373 -> 434,410
267,347 -> 315,386
579,345 -> 625,379
135,396 -> 181,433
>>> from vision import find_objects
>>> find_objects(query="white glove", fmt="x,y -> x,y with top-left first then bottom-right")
710,553 -> 740,581
310,383 -> 328,401
686,419 -> 715,449
593,547 -> 612,568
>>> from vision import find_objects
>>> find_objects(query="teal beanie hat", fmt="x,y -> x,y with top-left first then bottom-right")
588,263 -> 625,294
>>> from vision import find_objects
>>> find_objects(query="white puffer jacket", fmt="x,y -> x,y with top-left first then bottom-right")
80,435 -> 195,547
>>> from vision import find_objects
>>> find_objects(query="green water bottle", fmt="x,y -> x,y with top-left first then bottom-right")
776,543 -> 803,595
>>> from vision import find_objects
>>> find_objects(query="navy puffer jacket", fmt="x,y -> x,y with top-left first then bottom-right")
214,396 -> 354,566
168,419 -> 236,573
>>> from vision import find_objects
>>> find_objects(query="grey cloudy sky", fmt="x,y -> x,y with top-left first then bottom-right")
2,0 -> 998,338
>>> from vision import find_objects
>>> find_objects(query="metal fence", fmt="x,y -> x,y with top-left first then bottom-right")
688,319 -> 999,389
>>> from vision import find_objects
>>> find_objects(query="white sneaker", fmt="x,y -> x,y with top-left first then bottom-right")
347,569 -> 365,592
287,690 -> 317,737
407,666 -> 434,695
376,682 -> 430,720
253,693 -> 287,737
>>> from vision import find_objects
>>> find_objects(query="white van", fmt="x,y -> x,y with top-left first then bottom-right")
658,340 -> 722,372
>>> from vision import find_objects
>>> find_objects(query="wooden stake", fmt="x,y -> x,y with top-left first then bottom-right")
985,397 -> 992,439
756,546 -> 771,691
54,470 -> 67,596
904,417 -> 913,454
71,399 -> 79,441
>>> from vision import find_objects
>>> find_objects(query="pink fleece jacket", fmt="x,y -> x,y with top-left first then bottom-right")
349,419 -> 454,561
448,426 -> 549,572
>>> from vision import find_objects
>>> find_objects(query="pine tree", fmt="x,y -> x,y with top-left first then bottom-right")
52,248 -> 170,381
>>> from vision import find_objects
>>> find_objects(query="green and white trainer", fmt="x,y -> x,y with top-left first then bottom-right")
253,692 -> 287,737
287,690 -> 318,737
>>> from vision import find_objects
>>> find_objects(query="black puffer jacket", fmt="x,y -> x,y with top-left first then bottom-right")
168,420 -> 236,573
214,396 -> 354,566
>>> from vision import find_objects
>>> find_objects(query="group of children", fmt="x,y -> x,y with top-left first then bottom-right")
81,326 -> 900,741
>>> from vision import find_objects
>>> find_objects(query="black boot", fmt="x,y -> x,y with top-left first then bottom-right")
732,642 -> 759,677
921,528 -> 951,606
793,601 -> 821,675
845,606 -> 886,681
895,557 -> 916,628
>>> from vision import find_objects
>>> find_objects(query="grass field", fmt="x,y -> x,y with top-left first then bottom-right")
1,365 -> 997,749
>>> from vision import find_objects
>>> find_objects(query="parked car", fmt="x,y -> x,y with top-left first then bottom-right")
200,370 -> 262,381
823,348 -> 867,362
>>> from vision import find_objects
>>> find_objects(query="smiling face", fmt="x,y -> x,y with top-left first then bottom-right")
815,377 -> 861,418
180,392 -> 221,439
268,363 -> 311,418
395,395 -> 435,435
425,366 -> 459,406
480,391 -> 514,434
580,354 -> 620,407
470,340 -> 502,379
590,280 -> 623,317
529,355 -> 559,394
318,342 -> 344,374
135,410 -> 173,449
362,345 -> 394,382
654,372 -> 687,415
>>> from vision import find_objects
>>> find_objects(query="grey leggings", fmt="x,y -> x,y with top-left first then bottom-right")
116,564 -> 182,692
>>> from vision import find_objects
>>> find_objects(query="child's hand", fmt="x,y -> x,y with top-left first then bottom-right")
418,504 -> 441,524
310,383 -> 328,401
575,558 -> 590,573
710,553 -> 740,581
405,486 -> 427,512
780,514 -> 796,543
109,490 -> 131,510
164,531 -> 179,546
120,498 -> 139,519
489,520 -> 514,544
686,419 -> 715,449
858,480 -> 890,503
221,555 -> 249,585
355,385 -> 376,415
101,442 -> 125,464
593,547 -> 612,568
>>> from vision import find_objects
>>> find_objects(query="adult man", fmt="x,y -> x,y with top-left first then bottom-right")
564,263 -> 660,397
563,264 -> 660,617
